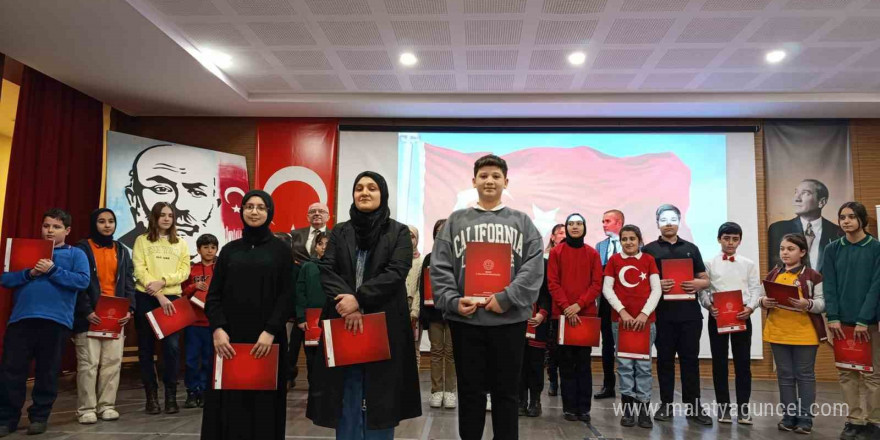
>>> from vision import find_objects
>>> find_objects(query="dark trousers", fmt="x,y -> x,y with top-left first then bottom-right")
289,323 -> 303,381
558,345 -> 593,415
519,344 -> 544,406
450,320 -> 526,440
184,326 -> 213,392
708,316 -> 752,412
0,319 -> 69,429
546,319 -> 559,386
655,319 -> 702,409
134,292 -> 181,391
597,296 -> 616,390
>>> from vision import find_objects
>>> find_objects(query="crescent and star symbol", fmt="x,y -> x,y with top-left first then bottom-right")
618,265 -> 647,288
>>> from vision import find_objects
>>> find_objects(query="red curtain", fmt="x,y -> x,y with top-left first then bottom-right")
0,66 -> 103,357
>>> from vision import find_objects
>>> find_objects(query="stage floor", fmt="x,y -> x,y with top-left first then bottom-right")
6,368 -> 849,439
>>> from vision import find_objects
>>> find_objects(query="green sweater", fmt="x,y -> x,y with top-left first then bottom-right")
822,235 -> 880,326
295,261 -> 327,321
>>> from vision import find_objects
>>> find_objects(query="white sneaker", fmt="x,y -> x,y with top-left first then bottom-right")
100,409 -> 120,421
78,412 -> 97,424
444,392 -> 457,409
486,395 -> 492,412
429,392 -> 443,408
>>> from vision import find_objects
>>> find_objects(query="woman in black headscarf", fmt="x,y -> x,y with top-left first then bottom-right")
201,190 -> 295,440
307,171 -> 421,439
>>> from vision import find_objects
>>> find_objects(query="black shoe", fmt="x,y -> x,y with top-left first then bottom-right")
841,422 -> 863,440
197,391 -> 205,408
578,413 -> 591,423
653,403 -> 672,422
164,388 -> 179,414
518,403 -> 528,416
594,386 -> 615,399
620,396 -> 636,427
637,400 -> 653,429
778,418 -> 797,432
854,423 -> 878,440
527,401 -> 542,417
688,413 -> 713,426
563,412 -> 578,421
0,426 -> 8,438
548,383 -> 558,396
184,391 -> 199,409
145,387 -> 161,415
26,422 -> 46,435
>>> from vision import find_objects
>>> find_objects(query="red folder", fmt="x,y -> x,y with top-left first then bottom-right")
423,268 -> 434,307
557,316 -> 601,347
4,238 -> 54,272
713,290 -> 746,334
618,326 -> 652,360
464,242 -> 511,304
322,312 -> 391,367
145,297 -> 197,340
661,258 -> 694,300
304,308 -> 322,347
212,343 -> 279,390
190,289 -> 207,309
87,296 -> 130,339
762,280 -> 801,312
834,326 -> 874,373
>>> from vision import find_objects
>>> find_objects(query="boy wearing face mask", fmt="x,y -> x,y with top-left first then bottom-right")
641,204 -> 712,425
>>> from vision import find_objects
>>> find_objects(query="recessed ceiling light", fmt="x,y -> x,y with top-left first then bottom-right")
568,51 -> 587,66
202,49 -> 233,69
399,52 -> 418,66
765,50 -> 786,64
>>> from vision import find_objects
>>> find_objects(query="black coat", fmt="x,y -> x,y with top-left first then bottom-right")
201,235 -> 296,440
73,239 -> 135,334
306,219 -> 422,430
768,216 -> 842,271
418,252 -> 444,328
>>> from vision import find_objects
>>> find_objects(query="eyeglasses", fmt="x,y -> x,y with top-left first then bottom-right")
244,204 -> 267,212
308,209 -> 328,215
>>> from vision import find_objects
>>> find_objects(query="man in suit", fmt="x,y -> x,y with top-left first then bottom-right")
767,179 -> 842,272
290,202 -> 330,264
594,209 -> 624,400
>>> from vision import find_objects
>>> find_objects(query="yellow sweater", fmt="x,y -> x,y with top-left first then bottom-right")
132,235 -> 191,296
763,271 -> 819,345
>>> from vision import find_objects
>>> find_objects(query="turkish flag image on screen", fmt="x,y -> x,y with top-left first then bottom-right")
557,316 -> 601,346
304,308 -> 323,347
218,160 -> 249,243
834,326 -> 874,373
464,242 -> 511,304
145,297 -> 197,340
618,326 -> 652,360
661,258 -> 694,300
421,144 -> 692,258
423,267 -> 434,307
713,290 -> 746,334
213,343 -> 279,390
88,296 -> 130,339
4,238 -> 54,272
322,312 -> 391,367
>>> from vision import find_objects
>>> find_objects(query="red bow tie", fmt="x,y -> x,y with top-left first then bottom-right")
723,254 -> 735,262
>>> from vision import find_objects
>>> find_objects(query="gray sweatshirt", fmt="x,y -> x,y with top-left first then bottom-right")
430,206 -> 544,326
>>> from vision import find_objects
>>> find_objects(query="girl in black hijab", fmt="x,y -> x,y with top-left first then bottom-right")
201,190 -> 296,440
307,171 -> 421,439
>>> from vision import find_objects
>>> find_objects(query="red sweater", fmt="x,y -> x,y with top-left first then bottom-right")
604,252 -> 660,322
547,242 -> 603,318
182,262 -> 215,327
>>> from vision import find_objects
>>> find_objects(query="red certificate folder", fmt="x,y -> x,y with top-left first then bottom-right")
212,343 -> 279,390
190,289 -> 208,309
464,242 -> 511,304
557,316 -> 601,347
304,308 -> 323,347
423,268 -> 434,307
322,312 -> 391,367
713,290 -> 746,334
762,280 -> 801,312
617,326 -> 652,360
661,258 -> 694,300
4,238 -> 54,272
145,296 -> 197,340
834,326 -> 874,373
87,296 -> 130,339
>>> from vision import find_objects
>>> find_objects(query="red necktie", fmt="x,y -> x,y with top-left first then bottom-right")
723,254 -> 735,262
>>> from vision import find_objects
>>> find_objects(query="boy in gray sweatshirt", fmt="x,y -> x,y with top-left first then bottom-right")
431,154 -> 543,440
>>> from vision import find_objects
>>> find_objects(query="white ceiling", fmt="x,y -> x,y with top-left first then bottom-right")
1,0 -> 880,117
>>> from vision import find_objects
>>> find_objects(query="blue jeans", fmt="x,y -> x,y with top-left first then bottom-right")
337,365 -> 394,440
184,326 -> 212,392
612,322 -> 656,403
770,343 -> 817,424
